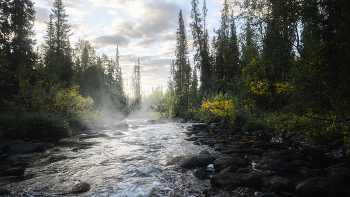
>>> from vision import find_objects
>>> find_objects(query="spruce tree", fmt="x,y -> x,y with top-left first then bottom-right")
0,0 -> 36,98
174,10 -> 191,116
44,0 -> 73,84
190,0 -> 211,96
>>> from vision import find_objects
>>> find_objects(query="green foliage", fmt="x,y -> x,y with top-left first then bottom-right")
242,121 -> 266,133
0,112 -> 70,139
231,111 -> 248,128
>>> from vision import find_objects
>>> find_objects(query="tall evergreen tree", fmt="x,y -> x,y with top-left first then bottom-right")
44,0 -> 73,84
173,10 -> 192,116
0,0 -> 36,99
190,0 -> 211,96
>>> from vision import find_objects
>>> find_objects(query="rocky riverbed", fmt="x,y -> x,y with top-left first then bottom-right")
0,119 -> 350,197
166,122 -> 350,197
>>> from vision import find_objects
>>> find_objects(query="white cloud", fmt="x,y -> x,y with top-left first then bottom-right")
91,34 -> 131,48
34,5 -> 50,25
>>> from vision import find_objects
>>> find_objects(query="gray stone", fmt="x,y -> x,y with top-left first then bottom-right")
295,177 -> 348,197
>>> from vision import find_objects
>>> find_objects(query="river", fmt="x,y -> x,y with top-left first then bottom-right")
1,119 -> 220,197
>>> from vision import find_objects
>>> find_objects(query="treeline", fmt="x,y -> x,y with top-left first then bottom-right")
151,0 -> 350,142
0,0 -> 141,139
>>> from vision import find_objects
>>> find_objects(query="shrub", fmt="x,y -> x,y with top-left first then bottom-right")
231,111 -> 248,127
242,121 -> 273,133
0,112 -> 71,139
24,112 -> 71,139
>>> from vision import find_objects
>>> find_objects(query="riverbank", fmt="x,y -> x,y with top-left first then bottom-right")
168,121 -> 350,197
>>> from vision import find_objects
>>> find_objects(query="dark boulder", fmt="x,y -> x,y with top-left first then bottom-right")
201,138 -> 219,146
244,154 -> 261,163
324,148 -> 346,164
193,167 -> 213,180
210,172 -> 263,189
214,156 -> 248,171
327,167 -> 350,189
290,160 -> 314,168
191,124 -> 209,131
214,143 -> 226,151
295,177 -> 348,197
6,140 -> 45,155
301,147 -> 326,161
78,133 -> 109,139
266,175 -> 294,193
0,188 -> 11,196
0,167 -> 25,177
243,172 -> 263,189
113,131 -> 125,136
5,156 -> 29,167
166,154 -> 216,169
180,154 -> 216,169
256,157 -> 297,174
107,123 -> 129,129
236,148 -> 266,156
70,182 -> 90,193
210,172 -> 247,189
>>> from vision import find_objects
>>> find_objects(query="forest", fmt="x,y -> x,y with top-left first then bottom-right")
0,0 -> 141,139
150,0 -> 350,143
1,0 -> 350,144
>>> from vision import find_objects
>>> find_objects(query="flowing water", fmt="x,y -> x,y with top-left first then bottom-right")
1,119 -> 220,197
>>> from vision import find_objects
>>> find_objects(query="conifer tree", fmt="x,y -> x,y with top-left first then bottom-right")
44,0 -> 73,84
0,0 -> 36,97
174,10 -> 191,115
190,0 -> 211,96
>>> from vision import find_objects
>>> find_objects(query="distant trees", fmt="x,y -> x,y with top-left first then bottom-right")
130,59 -> 141,110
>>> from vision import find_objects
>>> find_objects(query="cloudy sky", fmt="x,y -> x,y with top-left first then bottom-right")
33,0 -> 228,93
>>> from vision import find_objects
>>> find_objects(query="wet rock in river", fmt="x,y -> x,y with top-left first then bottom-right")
6,140 -> 45,155
0,167 -> 25,177
295,177 -> 348,197
179,154 -> 217,169
191,124 -> 209,131
193,167 -> 213,180
214,143 -> 226,151
4,156 -> 29,167
214,156 -> 248,171
235,148 -> 266,156
78,133 -> 109,139
70,182 -> 90,193
113,131 -> 125,136
301,146 -> 326,161
255,157 -> 297,174
243,172 -> 263,189
327,167 -> 350,189
290,160 -> 314,169
107,123 -> 129,129
166,154 -> 217,169
265,175 -> 294,194
210,172 -> 247,189
210,172 -> 263,189
0,188 -> 11,196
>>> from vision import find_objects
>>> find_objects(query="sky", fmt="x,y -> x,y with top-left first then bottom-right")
32,0 -> 229,93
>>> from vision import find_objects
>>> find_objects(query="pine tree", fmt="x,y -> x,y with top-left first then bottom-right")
190,0 -> 211,96
0,0 -> 36,98
44,0 -> 73,84
173,10 -> 192,116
